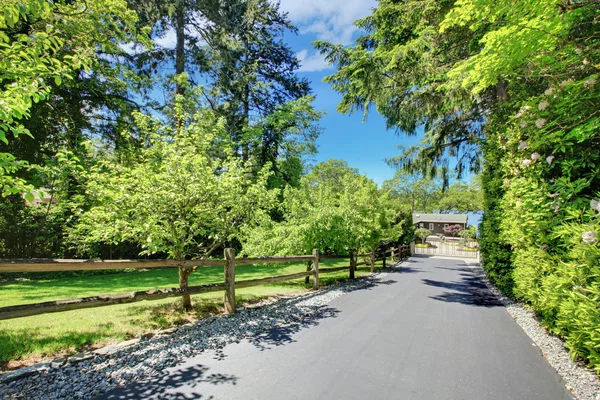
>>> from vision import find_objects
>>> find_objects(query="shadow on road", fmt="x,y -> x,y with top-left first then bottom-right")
422,269 -> 503,308
394,266 -> 427,274
247,274 -> 396,352
100,364 -> 237,399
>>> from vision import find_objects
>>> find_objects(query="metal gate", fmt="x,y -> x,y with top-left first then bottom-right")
412,238 -> 479,259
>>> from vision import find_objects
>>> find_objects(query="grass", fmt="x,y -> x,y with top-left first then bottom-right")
0,257 -> 386,370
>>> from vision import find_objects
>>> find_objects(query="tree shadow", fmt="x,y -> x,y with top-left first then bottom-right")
98,364 -> 237,399
247,305 -> 340,352
241,274 -> 396,352
435,266 -> 475,273
392,266 -> 426,274
421,270 -> 502,308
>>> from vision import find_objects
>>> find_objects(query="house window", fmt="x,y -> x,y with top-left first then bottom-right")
429,223 -> 434,230
419,223 -> 424,228
444,224 -> 448,228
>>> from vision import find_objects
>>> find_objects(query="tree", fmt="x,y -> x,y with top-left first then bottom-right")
314,0 -> 489,186
458,226 -> 476,241
0,0 -> 140,197
436,178 -> 483,213
381,171 -> 441,213
443,224 -> 463,237
130,0 -> 320,184
414,228 -> 431,244
69,107 -> 279,310
242,159 -> 393,259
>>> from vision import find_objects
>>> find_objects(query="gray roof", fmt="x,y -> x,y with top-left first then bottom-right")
412,213 -> 468,224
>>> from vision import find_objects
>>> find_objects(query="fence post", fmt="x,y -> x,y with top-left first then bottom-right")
410,241 -> 415,255
391,247 -> 395,263
224,248 -> 236,314
349,250 -> 356,279
312,248 -> 319,290
370,250 -> 375,273
382,247 -> 387,269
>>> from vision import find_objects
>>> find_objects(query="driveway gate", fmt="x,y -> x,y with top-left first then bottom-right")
412,238 -> 479,259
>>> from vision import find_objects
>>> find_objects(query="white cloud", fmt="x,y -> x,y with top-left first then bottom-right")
153,15 -> 209,50
154,28 -> 177,49
296,49 -> 331,72
279,0 -> 377,44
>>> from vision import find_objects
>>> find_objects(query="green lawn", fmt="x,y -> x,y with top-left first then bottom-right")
0,257 -> 386,370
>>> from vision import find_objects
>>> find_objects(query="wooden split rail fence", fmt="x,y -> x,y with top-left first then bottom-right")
0,245 -> 410,320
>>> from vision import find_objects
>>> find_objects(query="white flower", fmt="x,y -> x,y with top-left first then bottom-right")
546,155 -> 555,165
549,193 -> 559,198
584,77 -> 597,89
516,200 -> 522,206
519,141 -> 529,150
582,231 -> 597,244
590,200 -> 600,212
520,121 -> 529,128
560,79 -> 573,88
522,159 -> 532,167
535,119 -> 546,128
531,152 -> 541,160
538,101 -> 549,111
544,88 -> 554,96
503,178 -> 511,187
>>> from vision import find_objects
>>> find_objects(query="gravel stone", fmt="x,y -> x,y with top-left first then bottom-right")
0,269 -> 394,400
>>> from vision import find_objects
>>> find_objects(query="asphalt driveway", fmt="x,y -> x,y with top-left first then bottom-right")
99,256 -> 573,400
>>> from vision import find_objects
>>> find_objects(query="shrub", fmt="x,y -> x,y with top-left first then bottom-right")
414,228 -> 431,243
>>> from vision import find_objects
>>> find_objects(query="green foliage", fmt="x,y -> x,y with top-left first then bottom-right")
70,110 -> 278,259
458,226 -> 476,240
414,228 -> 431,243
437,178 -> 483,213
242,160 -> 394,256
0,0 -> 140,195
382,171 -> 441,213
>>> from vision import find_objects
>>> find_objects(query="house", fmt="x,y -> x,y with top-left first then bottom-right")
21,189 -> 57,207
412,213 -> 468,236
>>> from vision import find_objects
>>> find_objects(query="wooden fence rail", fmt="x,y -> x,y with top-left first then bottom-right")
0,245 -> 411,320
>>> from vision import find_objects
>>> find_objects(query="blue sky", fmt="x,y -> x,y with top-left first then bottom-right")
275,0 -> 425,185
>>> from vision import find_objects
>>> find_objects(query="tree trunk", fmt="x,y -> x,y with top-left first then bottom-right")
242,82 -> 250,162
304,260 -> 313,284
349,251 -> 356,279
174,1 -> 185,132
175,2 -> 185,92
178,266 -> 193,311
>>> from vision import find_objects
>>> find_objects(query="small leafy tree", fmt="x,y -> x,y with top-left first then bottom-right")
458,226 -> 477,247
414,228 -> 431,244
70,109 -> 278,310
242,160 -> 392,280
458,226 -> 476,239
443,224 -> 463,237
